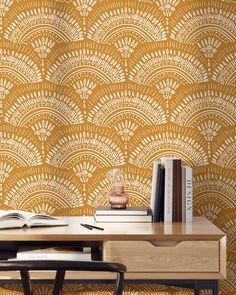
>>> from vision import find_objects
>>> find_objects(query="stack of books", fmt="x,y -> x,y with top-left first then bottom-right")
16,247 -> 91,261
151,157 -> 192,223
94,206 -> 152,223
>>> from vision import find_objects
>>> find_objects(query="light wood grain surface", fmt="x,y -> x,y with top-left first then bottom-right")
103,240 -> 219,272
0,217 -> 227,281
0,271 -> 225,281
0,217 -> 225,241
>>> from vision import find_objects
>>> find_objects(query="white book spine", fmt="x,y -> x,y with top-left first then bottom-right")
150,161 -> 159,217
185,166 -> 193,223
161,158 -> 173,222
17,253 -> 91,261
182,166 -> 186,222
94,214 -> 152,223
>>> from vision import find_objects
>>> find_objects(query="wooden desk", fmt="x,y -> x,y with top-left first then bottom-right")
0,217 -> 226,294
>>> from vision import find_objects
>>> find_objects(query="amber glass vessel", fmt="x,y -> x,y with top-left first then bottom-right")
107,169 -> 129,209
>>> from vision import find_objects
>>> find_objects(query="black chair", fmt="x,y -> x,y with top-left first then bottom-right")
0,260 -> 127,295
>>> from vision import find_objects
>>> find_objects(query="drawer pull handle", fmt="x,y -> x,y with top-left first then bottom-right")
149,241 -> 180,247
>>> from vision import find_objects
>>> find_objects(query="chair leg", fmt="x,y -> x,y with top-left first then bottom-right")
52,270 -> 66,295
20,270 -> 33,295
114,272 -> 124,295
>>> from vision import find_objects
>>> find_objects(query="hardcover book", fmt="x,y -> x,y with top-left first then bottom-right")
0,210 -> 67,229
156,165 -> 165,222
94,214 -> 152,223
185,166 -> 193,223
172,159 -> 182,222
161,158 -> 173,222
95,206 -> 150,216
16,247 -> 91,261
182,166 -> 186,222
150,162 -> 162,222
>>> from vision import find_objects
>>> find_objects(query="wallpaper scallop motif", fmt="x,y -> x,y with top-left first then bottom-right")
0,0 -> 235,294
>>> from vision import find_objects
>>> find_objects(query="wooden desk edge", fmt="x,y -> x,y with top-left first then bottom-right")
0,216 -> 225,242
0,234 -> 226,242
0,271 -> 226,281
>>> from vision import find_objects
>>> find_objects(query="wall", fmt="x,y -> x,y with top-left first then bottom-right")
0,0 -> 235,294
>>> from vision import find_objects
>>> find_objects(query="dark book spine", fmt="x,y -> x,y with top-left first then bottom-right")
172,159 -> 182,222
156,165 -> 165,222
159,166 -> 165,222
153,164 -> 161,222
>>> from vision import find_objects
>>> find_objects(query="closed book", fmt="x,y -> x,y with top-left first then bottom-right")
156,165 -> 165,222
160,158 -> 173,222
150,161 -> 161,222
172,159 -> 182,222
182,166 -> 186,222
96,206 -> 149,216
94,214 -> 152,223
185,166 -> 193,223
16,247 -> 91,261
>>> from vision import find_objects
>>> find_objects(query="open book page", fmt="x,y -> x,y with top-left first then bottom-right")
0,210 -> 67,229
0,210 -> 26,229
27,213 -> 67,227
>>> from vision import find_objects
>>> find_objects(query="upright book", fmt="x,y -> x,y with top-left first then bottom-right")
150,162 -> 161,222
172,159 -> 182,222
182,166 -> 186,222
0,210 -> 67,229
160,157 -> 173,222
185,166 -> 193,223
182,166 -> 193,223
156,165 -> 165,222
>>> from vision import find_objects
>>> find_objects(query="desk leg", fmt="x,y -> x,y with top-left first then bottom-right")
194,281 -> 200,295
212,280 -> 218,295
194,280 -> 218,295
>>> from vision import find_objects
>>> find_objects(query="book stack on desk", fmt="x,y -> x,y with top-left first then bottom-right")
151,157 -> 193,223
94,206 -> 152,223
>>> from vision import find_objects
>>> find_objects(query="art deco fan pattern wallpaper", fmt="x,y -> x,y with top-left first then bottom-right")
0,0 -> 235,294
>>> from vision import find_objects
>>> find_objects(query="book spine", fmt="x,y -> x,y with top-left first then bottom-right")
17,254 -> 91,260
172,159 -> 182,222
185,166 -> 193,223
94,215 -> 152,222
163,159 -> 173,222
151,162 -> 158,220
155,166 -> 165,222
151,162 -> 161,222
182,166 -> 186,222
159,166 -> 165,222
96,208 -> 148,215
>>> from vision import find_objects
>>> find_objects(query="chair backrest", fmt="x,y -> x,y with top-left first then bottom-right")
0,260 -> 127,295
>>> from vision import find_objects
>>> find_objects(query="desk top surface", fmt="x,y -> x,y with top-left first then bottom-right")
0,217 -> 225,241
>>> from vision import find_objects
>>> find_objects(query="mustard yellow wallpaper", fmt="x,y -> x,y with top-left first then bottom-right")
0,0 -> 235,294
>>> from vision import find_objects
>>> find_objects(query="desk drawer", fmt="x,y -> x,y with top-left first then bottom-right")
103,241 -> 219,272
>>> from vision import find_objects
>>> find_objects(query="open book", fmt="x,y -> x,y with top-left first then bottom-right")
0,210 -> 67,229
